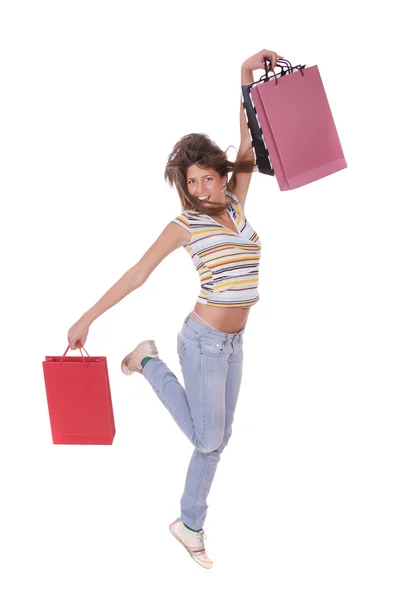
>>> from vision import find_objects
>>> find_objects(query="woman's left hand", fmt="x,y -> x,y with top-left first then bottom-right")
242,49 -> 285,72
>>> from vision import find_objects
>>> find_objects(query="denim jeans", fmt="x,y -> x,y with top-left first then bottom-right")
141,311 -> 245,530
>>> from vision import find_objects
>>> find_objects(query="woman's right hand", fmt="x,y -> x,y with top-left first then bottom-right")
242,48 -> 284,73
68,316 -> 90,350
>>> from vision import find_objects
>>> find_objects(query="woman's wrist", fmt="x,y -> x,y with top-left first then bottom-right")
81,311 -> 94,326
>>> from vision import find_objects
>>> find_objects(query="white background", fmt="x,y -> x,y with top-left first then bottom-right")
1,0 -> 398,597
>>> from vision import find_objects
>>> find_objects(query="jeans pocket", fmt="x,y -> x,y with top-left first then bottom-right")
199,338 -> 225,358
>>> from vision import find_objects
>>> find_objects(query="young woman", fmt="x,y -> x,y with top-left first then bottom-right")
68,48 -> 283,569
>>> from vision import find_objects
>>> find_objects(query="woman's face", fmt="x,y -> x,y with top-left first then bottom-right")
186,164 -> 227,207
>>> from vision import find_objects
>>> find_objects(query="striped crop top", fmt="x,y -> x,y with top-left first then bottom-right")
171,191 -> 262,308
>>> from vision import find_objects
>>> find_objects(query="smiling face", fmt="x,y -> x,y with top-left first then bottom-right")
186,164 -> 227,207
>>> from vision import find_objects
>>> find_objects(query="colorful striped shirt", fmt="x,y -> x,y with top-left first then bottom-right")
171,191 -> 262,307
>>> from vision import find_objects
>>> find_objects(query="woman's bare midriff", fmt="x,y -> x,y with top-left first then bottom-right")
191,302 -> 251,333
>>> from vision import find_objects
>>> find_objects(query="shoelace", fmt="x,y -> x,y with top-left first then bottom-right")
192,530 -> 207,555
196,530 -> 207,547
196,530 -> 207,542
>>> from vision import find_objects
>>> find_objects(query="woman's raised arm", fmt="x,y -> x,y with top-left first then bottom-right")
239,48 -> 284,151
232,48 -> 284,207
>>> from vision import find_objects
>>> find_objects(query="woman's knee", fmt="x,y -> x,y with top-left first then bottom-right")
194,430 -> 225,453
200,427 -> 234,453
197,441 -> 221,453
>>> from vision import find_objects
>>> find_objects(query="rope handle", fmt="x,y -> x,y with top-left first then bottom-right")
263,57 -> 305,86
59,342 -> 90,368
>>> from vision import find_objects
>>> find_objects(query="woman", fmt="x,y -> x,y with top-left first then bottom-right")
68,48 -> 283,569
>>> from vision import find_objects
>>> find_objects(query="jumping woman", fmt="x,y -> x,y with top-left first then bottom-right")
68,48 -> 283,569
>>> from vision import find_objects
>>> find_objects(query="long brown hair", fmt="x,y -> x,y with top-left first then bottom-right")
164,133 -> 255,218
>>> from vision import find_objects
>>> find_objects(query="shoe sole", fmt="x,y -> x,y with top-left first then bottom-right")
169,521 -> 213,569
121,341 -> 158,376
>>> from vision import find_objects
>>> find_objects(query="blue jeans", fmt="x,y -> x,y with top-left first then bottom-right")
141,311 -> 245,530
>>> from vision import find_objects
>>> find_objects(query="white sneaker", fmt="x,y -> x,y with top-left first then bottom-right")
169,518 -> 213,569
120,340 -> 159,375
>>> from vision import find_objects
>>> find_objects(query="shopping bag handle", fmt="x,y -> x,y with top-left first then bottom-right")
262,57 -> 305,85
258,63 -> 287,83
263,57 -> 293,76
59,342 -> 90,368
260,58 -> 291,85
276,58 -> 293,69
267,63 -> 305,86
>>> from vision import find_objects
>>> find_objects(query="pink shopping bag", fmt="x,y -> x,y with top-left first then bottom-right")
249,64 -> 347,190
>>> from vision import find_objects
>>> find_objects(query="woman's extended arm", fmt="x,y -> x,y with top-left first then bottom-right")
67,221 -> 186,349
82,266 -> 143,326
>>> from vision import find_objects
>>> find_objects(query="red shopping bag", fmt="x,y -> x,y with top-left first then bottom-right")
43,344 -> 115,445
249,62 -> 347,190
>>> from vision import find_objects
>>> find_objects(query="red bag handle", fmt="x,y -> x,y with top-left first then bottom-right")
263,56 -> 293,76
59,342 -> 90,368
264,57 -> 305,86
276,58 -> 293,69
